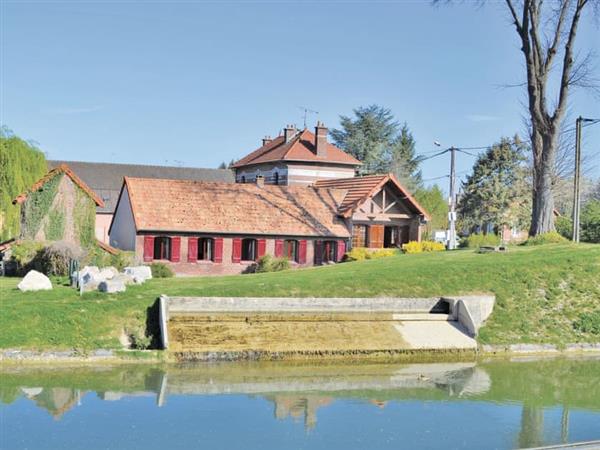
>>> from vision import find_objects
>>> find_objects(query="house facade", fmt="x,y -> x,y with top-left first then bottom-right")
231,123 -> 361,186
109,177 -> 351,275
13,164 -> 104,247
48,160 -> 234,244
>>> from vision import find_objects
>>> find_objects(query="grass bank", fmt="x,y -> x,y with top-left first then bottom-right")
1,244 -> 599,350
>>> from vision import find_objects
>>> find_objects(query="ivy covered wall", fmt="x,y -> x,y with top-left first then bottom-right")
0,127 -> 47,241
74,185 -> 96,248
20,173 -> 63,240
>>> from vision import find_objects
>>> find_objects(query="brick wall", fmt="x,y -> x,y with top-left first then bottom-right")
136,235 -> 343,276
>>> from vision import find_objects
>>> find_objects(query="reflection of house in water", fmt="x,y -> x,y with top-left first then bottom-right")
265,395 -> 333,430
21,387 -> 81,419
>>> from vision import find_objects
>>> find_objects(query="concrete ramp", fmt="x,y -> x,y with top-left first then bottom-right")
159,295 -> 494,359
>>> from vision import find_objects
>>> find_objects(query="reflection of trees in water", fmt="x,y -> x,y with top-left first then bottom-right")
266,395 -> 333,431
518,405 -> 544,449
24,387 -> 80,419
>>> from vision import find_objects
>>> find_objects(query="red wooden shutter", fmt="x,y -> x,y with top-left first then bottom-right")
257,239 -> 266,258
274,239 -> 284,257
336,240 -> 346,262
143,236 -> 154,262
298,240 -> 307,264
214,238 -> 223,263
170,236 -> 181,262
232,238 -> 242,263
314,240 -> 323,265
188,237 -> 198,262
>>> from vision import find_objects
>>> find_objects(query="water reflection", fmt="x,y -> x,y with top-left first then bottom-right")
1,356 -> 599,449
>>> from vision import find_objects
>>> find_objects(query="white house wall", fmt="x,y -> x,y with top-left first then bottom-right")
109,185 -> 137,251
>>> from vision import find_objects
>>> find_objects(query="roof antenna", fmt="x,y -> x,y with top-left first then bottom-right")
297,106 -> 319,129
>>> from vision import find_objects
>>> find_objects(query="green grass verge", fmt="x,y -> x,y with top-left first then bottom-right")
1,243 -> 599,350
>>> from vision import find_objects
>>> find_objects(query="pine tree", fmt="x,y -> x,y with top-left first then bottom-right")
331,105 -> 422,189
458,137 -> 530,234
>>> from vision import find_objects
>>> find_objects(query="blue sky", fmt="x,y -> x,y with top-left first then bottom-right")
2,0 -> 599,187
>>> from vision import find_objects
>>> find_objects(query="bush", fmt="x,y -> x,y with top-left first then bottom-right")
460,233 -> 501,249
523,231 -> 567,246
253,255 -> 291,273
344,247 -> 397,261
149,262 -> 174,278
36,241 -> 83,276
573,311 -> 600,335
10,240 -> 44,268
402,241 -> 445,254
581,200 -> 600,243
555,216 -> 573,240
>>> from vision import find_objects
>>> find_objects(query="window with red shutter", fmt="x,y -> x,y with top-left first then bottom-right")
274,239 -> 284,257
232,238 -> 242,263
214,238 -> 223,263
257,239 -> 266,258
170,236 -> 181,262
143,236 -> 154,262
336,240 -> 346,262
298,240 -> 307,264
188,237 -> 198,263
314,240 -> 323,265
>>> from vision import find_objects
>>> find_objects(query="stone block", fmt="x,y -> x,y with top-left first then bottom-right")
18,270 -> 52,292
98,279 -> 126,293
124,266 -> 152,283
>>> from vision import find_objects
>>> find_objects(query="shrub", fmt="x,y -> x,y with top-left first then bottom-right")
523,231 -> 567,246
83,246 -> 135,270
581,200 -> 600,243
573,311 -> 600,335
344,247 -> 398,261
10,240 -> 44,268
36,241 -> 83,276
460,233 -> 501,249
402,241 -> 445,254
555,216 -> 573,240
149,262 -> 174,278
253,255 -> 291,273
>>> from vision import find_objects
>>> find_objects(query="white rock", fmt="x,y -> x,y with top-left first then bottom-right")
99,266 -> 119,280
113,273 -> 135,285
79,267 -> 104,292
98,279 -> 126,293
124,266 -> 152,283
18,270 -> 52,292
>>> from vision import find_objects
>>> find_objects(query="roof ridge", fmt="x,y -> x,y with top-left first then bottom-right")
49,159 -> 231,172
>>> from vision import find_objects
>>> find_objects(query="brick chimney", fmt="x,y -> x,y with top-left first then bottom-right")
315,121 -> 328,157
284,125 -> 297,143
262,136 -> 272,146
255,175 -> 265,188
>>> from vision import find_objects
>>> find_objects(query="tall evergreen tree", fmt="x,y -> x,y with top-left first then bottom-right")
330,105 -> 422,189
388,123 -> 422,192
458,137 -> 530,234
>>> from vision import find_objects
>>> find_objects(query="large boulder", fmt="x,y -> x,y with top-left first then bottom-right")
78,266 -> 103,292
98,279 -> 126,294
124,266 -> 152,283
113,273 -> 136,286
99,266 -> 119,280
18,270 -> 53,292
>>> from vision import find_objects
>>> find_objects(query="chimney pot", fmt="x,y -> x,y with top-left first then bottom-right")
315,122 -> 328,157
262,135 -> 272,146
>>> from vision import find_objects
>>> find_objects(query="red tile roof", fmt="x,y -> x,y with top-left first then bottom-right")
121,177 -> 350,238
231,129 -> 362,168
13,164 -> 105,207
314,174 -> 430,220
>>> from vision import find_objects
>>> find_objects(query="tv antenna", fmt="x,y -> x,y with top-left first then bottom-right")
297,106 -> 319,129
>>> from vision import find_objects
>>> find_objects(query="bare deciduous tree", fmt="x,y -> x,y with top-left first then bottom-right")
503,0 -> 596,234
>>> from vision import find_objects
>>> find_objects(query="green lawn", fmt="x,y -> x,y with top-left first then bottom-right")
1,243 -> 599,350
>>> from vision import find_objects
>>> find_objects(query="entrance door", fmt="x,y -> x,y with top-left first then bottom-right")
369,225 -> 384,248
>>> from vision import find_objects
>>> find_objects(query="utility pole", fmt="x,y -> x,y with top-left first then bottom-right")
572,116 -> 595,243
448,147 -> 457,250
572,117 -> 583,243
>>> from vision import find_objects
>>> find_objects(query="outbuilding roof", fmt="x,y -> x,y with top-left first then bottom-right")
314,174 -> 430,220
232,129 -> 362,168
48,160 -> 235,214
13,164 -> 105,207
118,177 -> 350,238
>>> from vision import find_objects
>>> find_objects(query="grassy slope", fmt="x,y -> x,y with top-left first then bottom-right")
1,244 -> 599,350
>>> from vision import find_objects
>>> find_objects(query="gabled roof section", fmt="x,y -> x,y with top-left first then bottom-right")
314,174 -> 430,220
48,160 -> 234,213
232,129 -> 362,168
121,177 -> 350,238
13,164 -> 105,207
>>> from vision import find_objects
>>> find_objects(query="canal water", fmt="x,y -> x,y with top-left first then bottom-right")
1,356 -> 599,450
